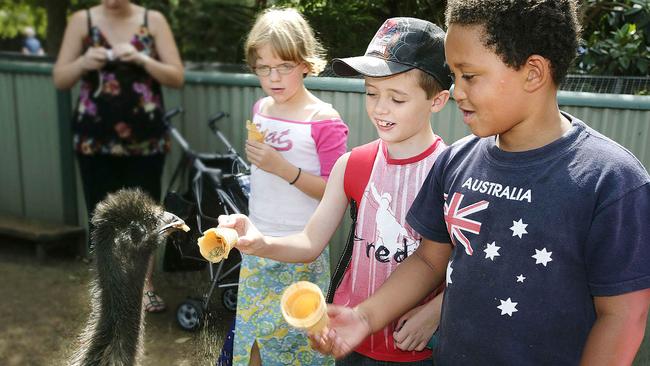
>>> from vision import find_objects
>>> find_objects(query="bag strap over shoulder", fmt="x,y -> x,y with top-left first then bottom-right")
326,139 -> 380,303
343,139 -> 381,204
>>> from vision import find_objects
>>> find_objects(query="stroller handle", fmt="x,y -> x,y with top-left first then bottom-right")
163,108 -> 192,155
163,106 -> 250,174
208,112 -> 227,129
164,106 -> 184,122
207,113 -> 250,172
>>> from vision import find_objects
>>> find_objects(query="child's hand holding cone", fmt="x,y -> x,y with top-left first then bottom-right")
215,214 -> 265,255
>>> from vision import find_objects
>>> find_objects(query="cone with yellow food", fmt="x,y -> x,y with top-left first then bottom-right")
246,120 -> 265,143
281,281 -> 329,334
197,227 -> 238,263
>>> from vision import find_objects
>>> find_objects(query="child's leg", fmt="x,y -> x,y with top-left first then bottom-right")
248,341 -> 261,366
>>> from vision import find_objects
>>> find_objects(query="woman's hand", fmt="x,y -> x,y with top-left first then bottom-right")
217,214 -> 265,255
112,42 -> 149,66
81,46 -> 109,71
393,299 -> 441,351
245,140 -> 292,178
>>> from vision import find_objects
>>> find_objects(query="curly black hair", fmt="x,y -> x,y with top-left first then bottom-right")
445,0 -> 581,85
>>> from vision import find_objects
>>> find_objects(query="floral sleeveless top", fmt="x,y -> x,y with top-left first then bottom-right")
72,9 -> 169,156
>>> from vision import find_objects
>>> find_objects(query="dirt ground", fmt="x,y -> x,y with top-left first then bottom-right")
0,237 -> 234,366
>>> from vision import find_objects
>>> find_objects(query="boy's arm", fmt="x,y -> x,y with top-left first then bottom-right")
311,239 -> 452,358
220,153 -> 350,263
359,239 -> 451,333
579,289 -> 650,366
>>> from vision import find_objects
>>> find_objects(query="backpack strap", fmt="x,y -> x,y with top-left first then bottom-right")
343,139 -> 381,204
326,139 -> 380,303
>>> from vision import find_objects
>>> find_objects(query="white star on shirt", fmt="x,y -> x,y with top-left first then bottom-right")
498,298 -> 518,316
532,248 -> 553,266
484,241 -> 501,260
510,219 -> 528,238
446,260 -> 453,285
516,274 -> 526,283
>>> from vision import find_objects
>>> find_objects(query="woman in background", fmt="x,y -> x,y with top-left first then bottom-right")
53,0 -> 184,313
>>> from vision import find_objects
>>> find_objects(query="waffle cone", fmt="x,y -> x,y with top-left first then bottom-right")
197,227 -> 238,263
246,120 -> 265,143
281,281 -> 329,334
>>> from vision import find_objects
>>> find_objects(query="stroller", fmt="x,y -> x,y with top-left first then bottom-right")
161,107 -> 249,331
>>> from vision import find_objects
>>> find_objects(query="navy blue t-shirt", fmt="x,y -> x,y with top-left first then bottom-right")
407,114 -> 650,365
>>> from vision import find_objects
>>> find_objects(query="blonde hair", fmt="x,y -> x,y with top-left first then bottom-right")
245,8 -> 326,76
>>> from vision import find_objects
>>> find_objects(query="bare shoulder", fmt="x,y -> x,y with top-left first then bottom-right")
147,9 -> 170,29
331,151 -> 352,174
256,96 -> 273,115
63,10 -> 91,39
69,9 -> 89,29
314,103 -> 342,121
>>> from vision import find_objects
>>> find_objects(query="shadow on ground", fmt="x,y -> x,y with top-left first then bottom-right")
0,237 -> 234,366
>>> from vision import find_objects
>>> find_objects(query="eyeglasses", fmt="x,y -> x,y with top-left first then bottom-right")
253,63 -> 298,77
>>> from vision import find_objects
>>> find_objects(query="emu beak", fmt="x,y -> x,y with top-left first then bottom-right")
158,211 -> 190,234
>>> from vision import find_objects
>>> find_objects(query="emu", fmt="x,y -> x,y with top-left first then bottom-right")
70,188 -> 188,366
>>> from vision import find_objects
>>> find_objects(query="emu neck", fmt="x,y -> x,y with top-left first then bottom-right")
78,247 -> 152,365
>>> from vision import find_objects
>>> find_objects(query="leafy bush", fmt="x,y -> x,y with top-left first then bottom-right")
0,0 -> 47,51
275,0 -> 447,61
576,0 -> 650,76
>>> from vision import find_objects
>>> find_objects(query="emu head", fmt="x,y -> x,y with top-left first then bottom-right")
90,188 -> 188,272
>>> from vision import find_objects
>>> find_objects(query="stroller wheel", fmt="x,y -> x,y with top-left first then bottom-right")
176,298 -> 204,331
221,287 -> 238,312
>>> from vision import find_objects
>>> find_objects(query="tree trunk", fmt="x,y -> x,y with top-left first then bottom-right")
44,0 -> 70,57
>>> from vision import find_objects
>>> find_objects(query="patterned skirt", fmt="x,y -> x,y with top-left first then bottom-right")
232,249 -> 334,366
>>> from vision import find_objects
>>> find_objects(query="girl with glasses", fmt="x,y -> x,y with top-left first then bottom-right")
230,7 -> 348,366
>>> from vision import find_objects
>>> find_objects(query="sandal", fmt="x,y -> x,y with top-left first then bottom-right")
143,290 -> 166,313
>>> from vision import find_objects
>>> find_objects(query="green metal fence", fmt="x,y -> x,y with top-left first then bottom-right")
1,58 -> 650,228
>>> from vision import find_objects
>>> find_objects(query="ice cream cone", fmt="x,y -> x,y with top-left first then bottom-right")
281,281 -> 328,334
246,120 -> 265,143
197,227 -> 238,263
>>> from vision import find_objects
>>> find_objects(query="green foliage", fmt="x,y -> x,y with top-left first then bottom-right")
275,0 -> 381,61
171,0 -> 258,64
0,0 -> 47,40
275,0 -> 447,60
3,0 -> 649,78
580,23 -> 649,75
577,0 -> 650,76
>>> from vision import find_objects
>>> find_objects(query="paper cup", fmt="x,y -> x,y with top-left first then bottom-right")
197,227 -> 238,263
281,281 -> 328,334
